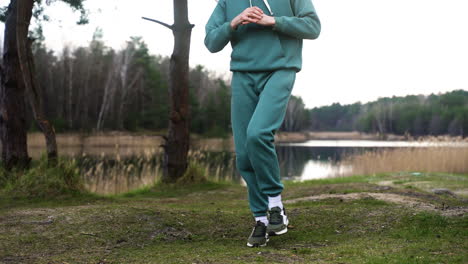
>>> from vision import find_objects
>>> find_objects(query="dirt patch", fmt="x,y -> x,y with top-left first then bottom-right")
454,189 -> 468,197
377,180 -> 395,186
376,180 -> 468,199
284,192 -> 468,217
239,250 -> 305,264
149,226 -> 192,241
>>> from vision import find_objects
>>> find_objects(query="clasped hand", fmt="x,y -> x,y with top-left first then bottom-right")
230,7 -> 275,29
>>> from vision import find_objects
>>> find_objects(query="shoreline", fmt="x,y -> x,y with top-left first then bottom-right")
25,130 -> 467,145
9,131 -> 466,158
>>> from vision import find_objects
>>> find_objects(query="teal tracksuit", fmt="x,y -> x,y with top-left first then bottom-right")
205,0 -> 320,216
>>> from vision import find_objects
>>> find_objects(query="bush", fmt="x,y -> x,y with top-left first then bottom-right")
0,165 -> 7,189
0,154 -> 86,199
176,162 -> 207,185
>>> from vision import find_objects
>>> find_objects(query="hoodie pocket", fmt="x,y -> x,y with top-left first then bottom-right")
231,27 -> 285,66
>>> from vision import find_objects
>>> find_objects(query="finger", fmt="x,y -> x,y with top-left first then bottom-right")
244,17 -> 259,23
245,7 -> 257,13
247,13 -> 263,20
244,12 -> 261,20
242,18 -> 258,24
253,6 -> 264,13
253,7 -> 264,14
247,6 -> 263,15
241,15 -> 252,22
247,10 -> 263,18
253,10 -> 263,17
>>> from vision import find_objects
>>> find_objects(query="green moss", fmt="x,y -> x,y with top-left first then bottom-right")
0,154 -> 87,199
392,180 -> 406,184
176,161 -> 208,185
116,180 -> 234,199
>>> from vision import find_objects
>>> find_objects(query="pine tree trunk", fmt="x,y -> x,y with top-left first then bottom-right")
16,0 -> 58,164
162,0 -> 193,183
0,0 -> 31,170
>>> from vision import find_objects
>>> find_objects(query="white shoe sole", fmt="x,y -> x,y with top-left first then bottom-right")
273,226 -> 288,235
247,238 -> 269,247
269,217 -> 289,235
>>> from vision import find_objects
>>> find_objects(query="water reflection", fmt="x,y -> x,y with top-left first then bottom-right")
276,145 -> 367,181
65,145 -> 371,194
298,160 -> 352,181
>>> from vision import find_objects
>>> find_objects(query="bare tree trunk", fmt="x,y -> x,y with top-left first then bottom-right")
79,55 -> 91,130
117,69 -> 142,130
0,0 -> 31,170
116,46 -> 137,130
96,69 -> 112,131
16,0 -> 58,164
59,48 -> 69,121
67,57 -> 73,129
374,104 -> 386,135
97,54 -> 119,131
162,0 -> 193,183
142,0 -> 193,183
282,97 -> 303,132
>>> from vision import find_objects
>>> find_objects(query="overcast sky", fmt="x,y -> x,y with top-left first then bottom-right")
1,0 -> 467,108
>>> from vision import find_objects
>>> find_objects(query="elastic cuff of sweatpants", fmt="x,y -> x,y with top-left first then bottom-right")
253,212 -> 267,217
268,193 -> 282,198
264,190 -> 283,198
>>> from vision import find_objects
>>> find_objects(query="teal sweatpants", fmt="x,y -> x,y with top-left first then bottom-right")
231,69 -> 296,217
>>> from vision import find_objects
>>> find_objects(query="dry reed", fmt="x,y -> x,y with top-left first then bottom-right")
342,146 -> 468,175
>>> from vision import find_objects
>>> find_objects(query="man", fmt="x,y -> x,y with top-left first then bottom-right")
204,0 -> 320,247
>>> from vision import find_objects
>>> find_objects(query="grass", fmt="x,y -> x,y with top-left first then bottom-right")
0,154 -> 85,199
1,172 -> 467,263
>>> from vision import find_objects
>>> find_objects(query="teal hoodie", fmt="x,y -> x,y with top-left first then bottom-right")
204,0 -> 321,72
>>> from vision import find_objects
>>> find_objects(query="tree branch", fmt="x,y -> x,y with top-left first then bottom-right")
142,17 -> 173,30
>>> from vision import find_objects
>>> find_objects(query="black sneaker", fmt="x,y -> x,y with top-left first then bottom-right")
267,206 -> 289,236
247,221 -> 269,247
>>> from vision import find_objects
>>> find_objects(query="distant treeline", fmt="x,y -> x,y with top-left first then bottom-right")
29,33 -> 466,137
29,31 -> 231,137
302,90 -> 467,137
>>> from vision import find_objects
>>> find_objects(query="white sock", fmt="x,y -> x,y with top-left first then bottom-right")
268,194 -> 284,211
255,216 -> 268,226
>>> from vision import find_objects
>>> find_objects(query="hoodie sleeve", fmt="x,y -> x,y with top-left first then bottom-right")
204,0 -> 234,53
273,0 -> 321,40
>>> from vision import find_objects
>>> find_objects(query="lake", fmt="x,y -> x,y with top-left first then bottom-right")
29,139 -> 466,194
278,140 -> 466,180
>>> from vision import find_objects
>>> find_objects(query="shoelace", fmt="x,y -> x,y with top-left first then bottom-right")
252,221 -> 267,237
